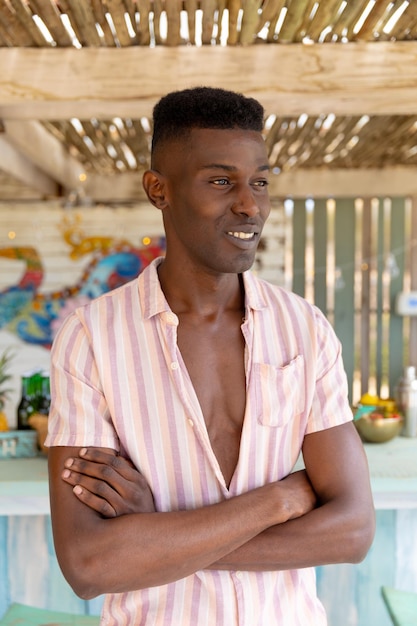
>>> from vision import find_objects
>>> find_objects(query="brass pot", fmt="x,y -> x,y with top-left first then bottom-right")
354,415 -> 403,443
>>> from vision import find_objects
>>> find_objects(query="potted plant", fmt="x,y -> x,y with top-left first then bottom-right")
0,348 -> 14,431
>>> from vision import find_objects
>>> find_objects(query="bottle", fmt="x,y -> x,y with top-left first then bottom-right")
31,370 -> 42,413
17,374 -> 36,430
38,372 -> 51,416
396,366 -> 417,437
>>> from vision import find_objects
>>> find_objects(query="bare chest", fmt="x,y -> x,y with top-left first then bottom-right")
177,316 -> 246,487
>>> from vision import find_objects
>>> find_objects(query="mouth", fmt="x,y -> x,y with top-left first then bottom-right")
227,231 -> 257,241
225,229 -> 259,249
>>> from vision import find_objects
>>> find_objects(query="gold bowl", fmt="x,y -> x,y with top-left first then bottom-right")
354,415 -> 403,443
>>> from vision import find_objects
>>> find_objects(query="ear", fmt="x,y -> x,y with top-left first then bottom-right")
142,170 -> 169,210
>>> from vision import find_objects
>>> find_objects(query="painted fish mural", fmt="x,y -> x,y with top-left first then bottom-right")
0,237 -> 165,348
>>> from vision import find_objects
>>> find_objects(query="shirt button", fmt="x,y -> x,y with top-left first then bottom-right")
170,361 -> 179,370
235,571 -> 243,579
188,419 -> 194,427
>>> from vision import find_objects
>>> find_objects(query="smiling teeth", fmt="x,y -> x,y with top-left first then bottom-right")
228,232 -> 254,240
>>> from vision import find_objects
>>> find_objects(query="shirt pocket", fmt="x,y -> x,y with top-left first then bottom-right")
254,355 -> 305,427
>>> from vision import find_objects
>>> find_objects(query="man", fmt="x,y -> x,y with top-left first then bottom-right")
46,87 -> 375,626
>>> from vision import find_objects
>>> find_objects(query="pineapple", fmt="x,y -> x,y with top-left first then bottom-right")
0,348 -> 14,431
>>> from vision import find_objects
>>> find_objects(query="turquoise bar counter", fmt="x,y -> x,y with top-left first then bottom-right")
2,439 -> 417,624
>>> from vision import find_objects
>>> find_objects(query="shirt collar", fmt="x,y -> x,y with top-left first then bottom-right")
140,258 -> 268,320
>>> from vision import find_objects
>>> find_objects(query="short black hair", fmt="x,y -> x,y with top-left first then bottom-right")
151,86 -> 265,157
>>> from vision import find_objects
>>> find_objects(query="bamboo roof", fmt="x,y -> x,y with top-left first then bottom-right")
1,0 -> 417,202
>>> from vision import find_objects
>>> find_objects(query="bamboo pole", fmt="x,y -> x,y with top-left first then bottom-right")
184,0 -> 197,43
29,0 -> 73,46
240,0 -> 262,45
8,0 -> 48,46
137,0 -> 151,45
0,2 -> 33,46
200,0 -> 217,45
354,0 -> 392,40
227,0 -> 241,45
106,0 -> 135,46
165,0 -> 182,45
278,0 -> 312,43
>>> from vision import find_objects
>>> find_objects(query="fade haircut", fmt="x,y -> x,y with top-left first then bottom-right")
151,86 -> 265,164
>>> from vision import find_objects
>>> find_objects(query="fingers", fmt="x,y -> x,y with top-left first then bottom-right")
62,467 -> 133,517
63,452 -> 143,495
61,448 -> 156,516
72,484 -> 117,518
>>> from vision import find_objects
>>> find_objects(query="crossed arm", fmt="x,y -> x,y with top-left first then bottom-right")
48,421 -> 375,600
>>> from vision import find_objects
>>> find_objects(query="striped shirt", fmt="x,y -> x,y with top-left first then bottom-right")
47,258 -> 352,626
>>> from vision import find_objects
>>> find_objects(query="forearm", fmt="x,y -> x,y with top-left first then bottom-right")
209,424 -> 375,573
52,448 -> 317,598
55,485 -> 293,598
208,495 -> 375,572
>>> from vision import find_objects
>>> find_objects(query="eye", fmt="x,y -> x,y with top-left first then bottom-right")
252,179 -> 269,188
212,178 -> 230,186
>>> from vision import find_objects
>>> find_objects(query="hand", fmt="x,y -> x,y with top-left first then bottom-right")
278,470 -> 317,520
61,448 -> 155,518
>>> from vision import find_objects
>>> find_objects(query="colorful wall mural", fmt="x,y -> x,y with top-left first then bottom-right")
0,219 -> 165,348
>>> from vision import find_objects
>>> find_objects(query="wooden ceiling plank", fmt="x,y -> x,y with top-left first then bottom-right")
0,170 -> 45,200
0,135 -> 59,197
3,119 -> 86,192
272,167 -> 417,198
28,0 -> 73,47
1,43 -> 417,118
83,167 -> 417,202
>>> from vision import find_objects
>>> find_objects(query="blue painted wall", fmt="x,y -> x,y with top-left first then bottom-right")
2,510 -> 417,624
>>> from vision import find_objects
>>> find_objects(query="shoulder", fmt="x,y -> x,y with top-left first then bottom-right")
246,272 -> 327,324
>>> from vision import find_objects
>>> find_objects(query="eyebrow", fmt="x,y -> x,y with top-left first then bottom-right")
200,163 -> 270,172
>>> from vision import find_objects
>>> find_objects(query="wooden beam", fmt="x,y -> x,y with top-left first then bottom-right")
3,120 -> 86,191
83,166 -> 417,202
0,136 -> 59,197
0,42 -> 417,119
268,167 -> 417,198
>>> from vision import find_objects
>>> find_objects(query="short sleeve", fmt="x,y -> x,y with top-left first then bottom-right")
306,307 -> 353,434
45,310 -> 120,451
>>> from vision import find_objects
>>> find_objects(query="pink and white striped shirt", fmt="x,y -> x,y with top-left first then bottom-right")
47,258 -> 352,625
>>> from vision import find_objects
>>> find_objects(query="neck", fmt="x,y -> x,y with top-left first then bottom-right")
157,259 -> 245,319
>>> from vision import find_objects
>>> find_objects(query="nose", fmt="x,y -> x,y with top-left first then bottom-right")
232,184 -> 260,218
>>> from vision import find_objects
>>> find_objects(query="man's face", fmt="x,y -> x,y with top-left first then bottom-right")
156,127 -> 271,276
